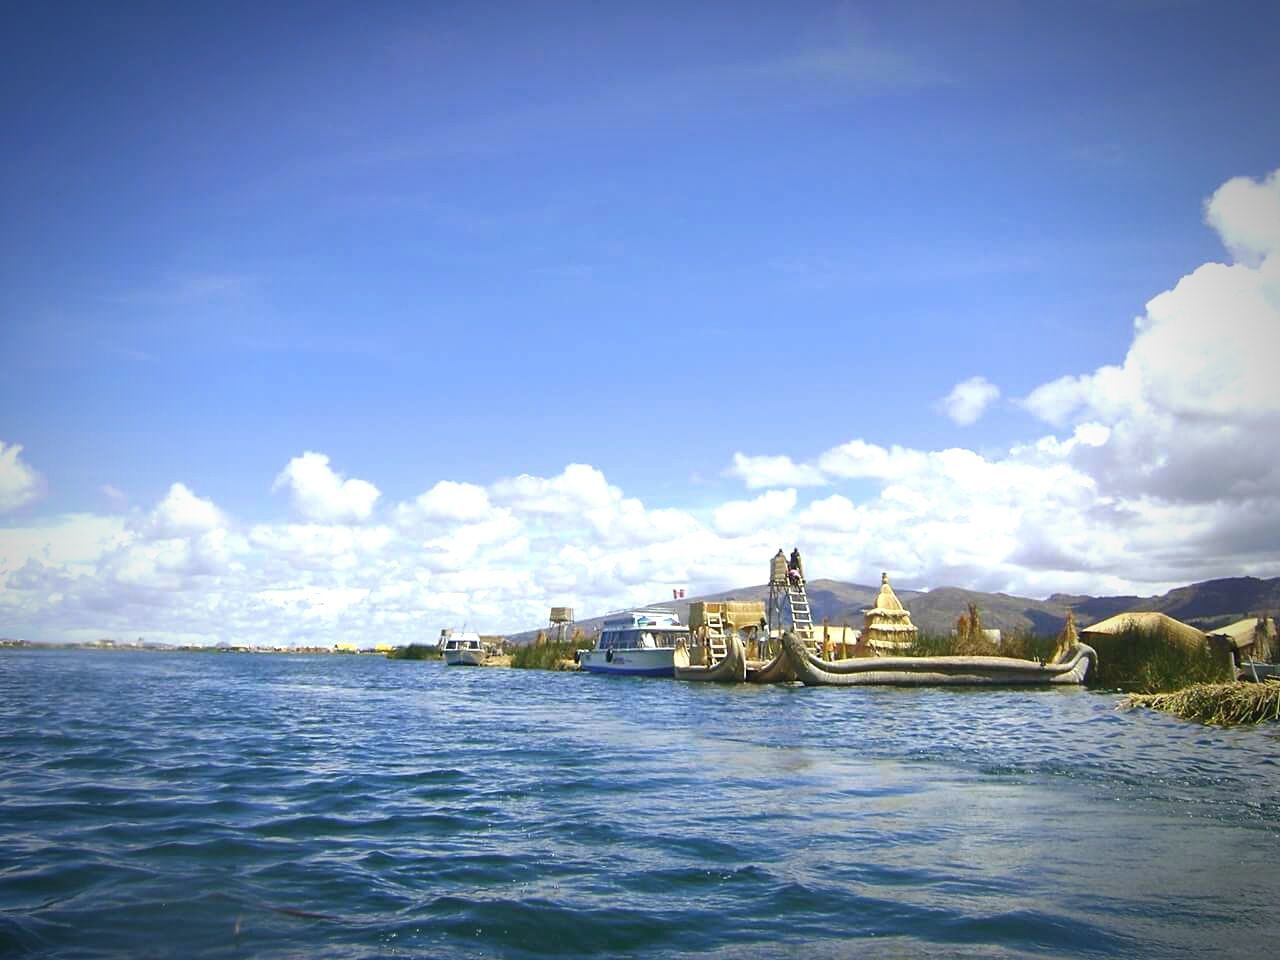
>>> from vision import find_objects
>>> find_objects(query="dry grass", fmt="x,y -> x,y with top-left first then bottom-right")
1120,681 -> 1280,726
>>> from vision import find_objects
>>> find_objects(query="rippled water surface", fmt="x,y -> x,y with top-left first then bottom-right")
2,649 -> 1278,958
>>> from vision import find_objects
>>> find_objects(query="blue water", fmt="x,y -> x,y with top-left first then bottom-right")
2,650 -> 1278,959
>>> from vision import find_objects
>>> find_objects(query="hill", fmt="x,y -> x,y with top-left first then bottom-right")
506,576 -> 1280,644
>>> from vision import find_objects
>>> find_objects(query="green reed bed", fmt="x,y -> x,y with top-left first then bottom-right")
510,639 -> 583,670
1087,622 -> 1230,693
386,644 -> 442,660
1121,682 -> 1280,726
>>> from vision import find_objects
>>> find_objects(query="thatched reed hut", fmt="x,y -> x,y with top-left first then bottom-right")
1079,611 -> 1207,649
861,573 -> 918,652
1207,617 -> 1277,664
1080,611 -> 1231,689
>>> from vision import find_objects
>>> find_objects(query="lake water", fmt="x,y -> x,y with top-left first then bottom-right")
1,649 -> 1278,958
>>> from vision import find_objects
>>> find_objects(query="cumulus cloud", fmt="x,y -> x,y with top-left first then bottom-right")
4,169 -> 1279,646
725,453 -> 827,489
938,375 -> 1001,425
272,452 -> 381,523
1205,167 -> 1280,264
396,480 -> 493,524
713,489 -> 797,536
490,463 -> 615,514
1023,165 -> 1280,504
149,483 -> 224,535
0,442 -> 42,512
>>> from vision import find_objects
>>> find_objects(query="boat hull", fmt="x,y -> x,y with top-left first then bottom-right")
780,631 -> 1096,687
674,636 -> 747,682
445,649 -> 486,666
578,647 -> 677,677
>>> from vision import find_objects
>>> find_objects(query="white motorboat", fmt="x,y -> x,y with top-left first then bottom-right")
442,631 -> 487,666
576,610 -> 689,678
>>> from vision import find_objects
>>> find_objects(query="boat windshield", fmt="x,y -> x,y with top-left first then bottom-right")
599,628 -> 687,650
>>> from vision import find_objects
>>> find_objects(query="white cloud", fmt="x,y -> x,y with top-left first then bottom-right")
490,463 -> 615,514
1205,167 -> 1280,264
4,169 -> 1280,645
817,440 -> 929,480
938,375 -> 1001,425
0,442 -> 42,512
396,480 -> 493,524
1023,166 -> 1280,504
713,489 -> 797,536
272,452 -> 381,523
150,483 -> 224,535
725,453 -> 827,489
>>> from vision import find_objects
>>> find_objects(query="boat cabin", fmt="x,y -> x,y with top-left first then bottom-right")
597,610 -> 689,650
441,632 -> 483,652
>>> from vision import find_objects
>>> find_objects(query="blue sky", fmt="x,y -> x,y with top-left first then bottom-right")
2,2 -> 1279,643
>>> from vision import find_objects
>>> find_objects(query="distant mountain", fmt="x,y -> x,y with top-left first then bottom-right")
507,575 -> 1280,644
1143,577 -> 1280,627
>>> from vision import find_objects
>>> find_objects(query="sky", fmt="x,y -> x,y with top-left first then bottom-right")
2,1 -> 1279,645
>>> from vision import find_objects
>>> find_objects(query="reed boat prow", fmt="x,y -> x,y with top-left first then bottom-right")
747,646 -> 796,684
780,630 -> 1096,687
674,634 -> 748,682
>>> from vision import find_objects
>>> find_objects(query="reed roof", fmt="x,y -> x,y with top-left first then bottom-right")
865,572 -> 908,615
1080,611 -> 1206,649
1207,617 -> 1276,646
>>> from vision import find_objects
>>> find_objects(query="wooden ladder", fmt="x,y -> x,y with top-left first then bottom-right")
787,580 -> 818,652
704,611 -> 729,664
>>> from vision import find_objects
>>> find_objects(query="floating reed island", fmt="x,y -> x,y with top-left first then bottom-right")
474,548 -> 1280,724
1120,682 -> 1280,726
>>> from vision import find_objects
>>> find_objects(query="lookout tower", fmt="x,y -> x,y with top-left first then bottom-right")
767,548 -> 816,651
548,606 -> 574,643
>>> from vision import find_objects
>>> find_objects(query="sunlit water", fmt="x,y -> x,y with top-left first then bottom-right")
1,649 -> 1278,958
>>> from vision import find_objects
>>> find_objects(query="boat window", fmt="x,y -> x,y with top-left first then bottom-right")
638,632 -> 656,648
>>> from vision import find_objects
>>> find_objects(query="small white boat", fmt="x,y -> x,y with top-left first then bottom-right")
442,631 -> 487,666
577,610 -> 689,678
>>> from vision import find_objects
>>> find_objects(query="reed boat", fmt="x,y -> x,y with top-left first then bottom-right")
674,634 -> 747,682
779,630 -> 1096,687
746,647 -> 795,684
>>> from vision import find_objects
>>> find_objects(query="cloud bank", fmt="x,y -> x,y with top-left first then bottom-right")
3,168 -> 1278,645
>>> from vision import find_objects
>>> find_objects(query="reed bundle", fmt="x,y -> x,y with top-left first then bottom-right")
1120,681 -> 1280,726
